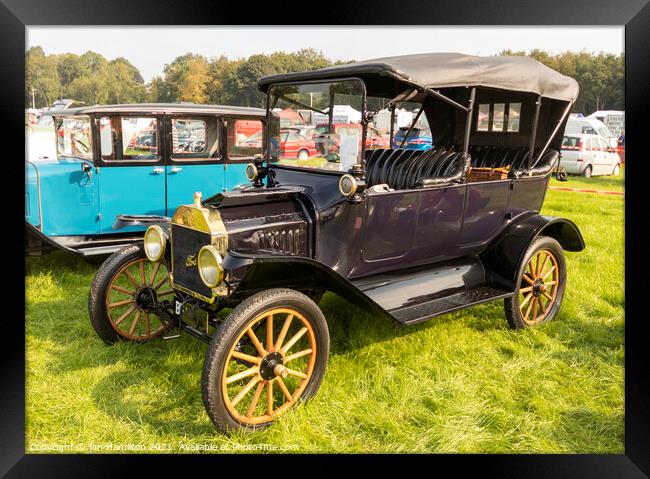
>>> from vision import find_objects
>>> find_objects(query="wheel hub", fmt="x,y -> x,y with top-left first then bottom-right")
135,287 -> 157,312
259,352 -> 287,381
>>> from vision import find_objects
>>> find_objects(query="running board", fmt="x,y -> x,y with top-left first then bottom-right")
389,286 -> 512,325
350,257 -> 512,326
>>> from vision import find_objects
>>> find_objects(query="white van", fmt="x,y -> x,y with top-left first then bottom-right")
564,118 -> 617,147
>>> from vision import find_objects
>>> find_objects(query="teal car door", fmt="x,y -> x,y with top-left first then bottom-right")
97,115 -> 166,234
166,115 -> 225,214
223,117 -> 264,190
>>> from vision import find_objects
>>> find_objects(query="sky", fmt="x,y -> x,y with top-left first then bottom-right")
27,26 -> 624,83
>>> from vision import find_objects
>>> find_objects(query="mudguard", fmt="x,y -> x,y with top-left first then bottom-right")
480,212 -> 585,290
223,251 -> 394,321
113,214 -> 171,231
25,221 -> 76,255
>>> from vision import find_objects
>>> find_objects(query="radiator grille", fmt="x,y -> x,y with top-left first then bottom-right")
170,223 -> 212,298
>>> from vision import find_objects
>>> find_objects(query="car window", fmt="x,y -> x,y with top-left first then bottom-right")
171,117 -> 219,161
562,136 -> 579,148
100,116 -> 160,161
227,119 -> 263,159
492,103 -> 505,132
477,104 -> 490,132
582,126 -> 597,135
598,137 -> 609,150
56,116 -> 93,160
507,103 -> 521,132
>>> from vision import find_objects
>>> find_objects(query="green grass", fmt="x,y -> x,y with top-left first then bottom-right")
551,165 -> 625,192
26,175 -> 624,453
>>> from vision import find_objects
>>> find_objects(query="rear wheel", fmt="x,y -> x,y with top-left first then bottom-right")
582,165 -> 592,178
88,244 -> 174,344
504,236 -> 566,329
202,288 -> 329,433
297,149 -> 309,160
612,164 -> 620,176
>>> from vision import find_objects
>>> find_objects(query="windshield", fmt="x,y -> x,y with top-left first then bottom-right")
598,126 -> 613,137
267,79 -> 365,172
56,115 -> 92,160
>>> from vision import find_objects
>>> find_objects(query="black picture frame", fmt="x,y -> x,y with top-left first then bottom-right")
2,0 -> 648,475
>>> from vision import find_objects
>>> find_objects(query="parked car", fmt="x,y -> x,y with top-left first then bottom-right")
314,123 -> 389,152
564,117 -> 617,148
26,103 -> 265,256
278,128 -> 318,159
89,53 -> 585,434
560,134 -> 620,177
392,125 -> 433,150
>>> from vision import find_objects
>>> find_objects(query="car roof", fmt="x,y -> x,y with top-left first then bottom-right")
42,103 -> 265,117
258,52 -> 579,102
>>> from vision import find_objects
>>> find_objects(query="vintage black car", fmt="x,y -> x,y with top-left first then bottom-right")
88,53 -> 585,433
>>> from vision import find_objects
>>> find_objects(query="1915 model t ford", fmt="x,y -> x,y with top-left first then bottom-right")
89,53 -> 585,433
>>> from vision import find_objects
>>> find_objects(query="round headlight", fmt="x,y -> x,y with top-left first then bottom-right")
143,225 -> 167,262
198,245 -> 224,288
339,174 -> 357,197
245,163 -> 258,182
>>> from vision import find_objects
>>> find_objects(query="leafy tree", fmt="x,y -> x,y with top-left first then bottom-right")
25,46 -> 61,108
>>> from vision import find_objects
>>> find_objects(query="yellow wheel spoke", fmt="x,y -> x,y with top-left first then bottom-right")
542,265 -> 556,280
267,381 -> 274,416
231,351 -> 262,365
522,273 -> 535,285
274,314 -> 294,350
520,292 -> 533,309
545,280 -> 557,286
286,368 -> 307,379
284,348 -> 313,363
266,314 -> 274,351
129,310 -> 142,335
539,253 -> 551,278
519,286 -> 533,294
226,366 -> 259,385
111,284 -> 135,296
246,328 -> 267,356
246,382 -> 265,419
122,268 -> 140,289
144,312 -> 150,337
276,377 -> 293,402
157,290 -> 175,297
524,295 -> 535,321
108,298 -> 135,309
149,261 -> 161,286
543,291 -> 554,301
154,274 -> 170,291
139,261 -> 146,284
538,296 -> 547,314
114,304 -> 137,325
231,376 -> 261,407
532,297 -> 539,321
281,327 -> 307,354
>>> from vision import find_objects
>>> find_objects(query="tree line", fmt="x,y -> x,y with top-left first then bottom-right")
26,46 -> 623,114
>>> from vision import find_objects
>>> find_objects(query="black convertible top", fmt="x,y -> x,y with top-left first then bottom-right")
258,52 -> 579,102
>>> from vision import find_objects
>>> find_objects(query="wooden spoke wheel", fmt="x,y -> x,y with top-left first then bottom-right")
89,244 -> 174,344
504,236 -> 566,329
202,289 -> 329,433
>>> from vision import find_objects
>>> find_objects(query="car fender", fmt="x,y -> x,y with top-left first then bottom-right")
223,251 -> 394,322
479,212 -> 585,290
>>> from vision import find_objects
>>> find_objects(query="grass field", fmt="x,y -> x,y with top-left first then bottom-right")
25,173 -> 624,454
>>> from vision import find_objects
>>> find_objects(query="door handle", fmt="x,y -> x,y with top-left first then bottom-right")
171,166 -> 182,173
152,167 -> 164,174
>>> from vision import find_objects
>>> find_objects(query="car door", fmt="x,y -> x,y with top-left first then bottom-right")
97,115 -> 166,234
223,117 -> 264,191
166,115 -> 225,214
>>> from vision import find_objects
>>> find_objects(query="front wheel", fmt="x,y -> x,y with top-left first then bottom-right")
504,236 -> 567,329
582,165 -> 593,178
88,244 -> 174,344
297,149 -> 309,160
202,288 -> 329,433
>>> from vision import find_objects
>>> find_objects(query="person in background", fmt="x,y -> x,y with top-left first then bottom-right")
617,130 -> 625,146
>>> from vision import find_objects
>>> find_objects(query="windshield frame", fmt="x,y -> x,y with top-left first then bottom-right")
264,77 -> 367,175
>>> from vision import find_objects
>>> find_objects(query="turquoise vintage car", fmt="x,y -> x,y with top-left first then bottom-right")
26,103 -> 265,255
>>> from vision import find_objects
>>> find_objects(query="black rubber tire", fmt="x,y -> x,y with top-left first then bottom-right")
503,236 -> 567,329
88,243 -> 170,344
202,288 -> 329,433
582,165 -> 592,178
